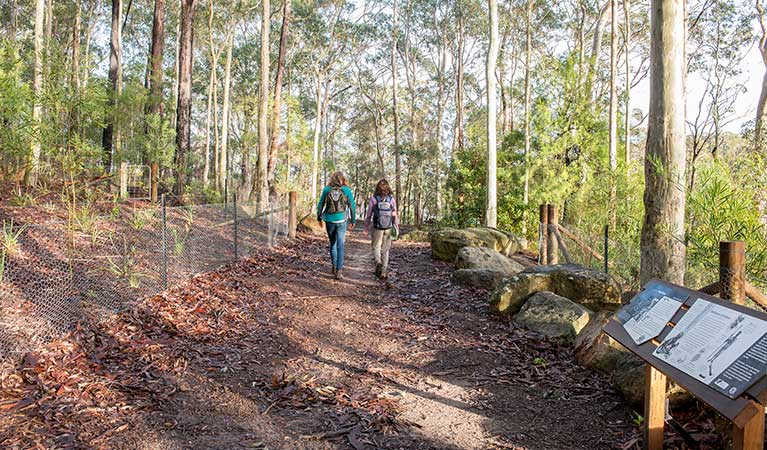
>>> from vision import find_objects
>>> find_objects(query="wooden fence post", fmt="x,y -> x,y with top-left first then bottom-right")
720,241 -> 762,449
733,402 -> 765,450
119,161 -> 128,199
150,162 -> 158,203
720,241 -> 746,305
288,191 -> 297,239
547,204 -> 559,265
643,365 -> 667,450
539,204 -> 548,265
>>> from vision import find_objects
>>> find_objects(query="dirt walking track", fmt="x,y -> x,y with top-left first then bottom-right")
0,229 -> 637,450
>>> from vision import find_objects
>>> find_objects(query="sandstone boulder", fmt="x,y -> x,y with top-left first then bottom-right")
490,264 -> 621,315
515,292 -> 593,345
431,227 -> 521,261
399,230 -> 431,242
452,269 -> 508,289
297,215 -> 325,237
455,247 -> 525,275
574,311 -> 629,374
612,355 -> 692,407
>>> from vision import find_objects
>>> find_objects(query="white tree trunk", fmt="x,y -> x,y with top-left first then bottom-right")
392,0 -> 402,209
310,72 -> 323,204
624,0 -> 631,167
256,0 -> 270,208
608,0 -> 618,171
640,0 -> 687,285
485,0 -> 499,228
28,0 -> 45,185
219,33 -> 233,192
522,0 -> 532,242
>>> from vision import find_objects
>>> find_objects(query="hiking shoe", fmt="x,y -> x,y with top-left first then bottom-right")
335,269 -> 343,280
332,266 -> 337,276
380,270 -> 388,280
375,263 -> 383,278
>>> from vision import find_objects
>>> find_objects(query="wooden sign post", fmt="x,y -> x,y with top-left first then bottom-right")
604,278 -> 767,450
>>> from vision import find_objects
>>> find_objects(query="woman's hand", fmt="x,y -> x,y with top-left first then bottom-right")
349,222 -> 356,230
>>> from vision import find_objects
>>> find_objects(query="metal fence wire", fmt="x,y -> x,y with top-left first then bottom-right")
0,195 -> 290,361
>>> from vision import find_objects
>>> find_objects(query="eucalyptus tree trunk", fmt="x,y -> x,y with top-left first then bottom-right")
219,33 -> 233,192
391,0 -> 402,208
624,0 -> 631,167
149,0 -> 165,117
587,1 -> 609,105
755,0 -> 767,151
310,71 -> 323,203
485,0 -> 499,228
608,0 -> 618,228
174,0 -> 196,197
72,0 -> 81,90
203,0 -> 219,187
28,0 -> 45,186
172,0 -> 181,130
454,8 -> 466,158
522,0 -> 532,242
434,16 -> 448,217
148,0 -> 164,201
102,0 -> 123,172
256,0 -> 270,210
608,0 -> 618,171
267,0 -> 291,195
640,0 -> 687,285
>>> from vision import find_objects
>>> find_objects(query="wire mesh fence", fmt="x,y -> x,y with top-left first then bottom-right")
555,220 -> 767,297
0,195 -> 290,361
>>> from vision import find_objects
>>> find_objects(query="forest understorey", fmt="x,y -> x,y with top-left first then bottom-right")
0,230 -> 734,449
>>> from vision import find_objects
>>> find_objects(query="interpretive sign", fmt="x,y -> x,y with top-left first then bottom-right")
617,284 -> 683,345
652,298 -> 767,399
603,279 -> 767,429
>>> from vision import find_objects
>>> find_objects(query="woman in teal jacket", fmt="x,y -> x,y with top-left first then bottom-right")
317,171 -> 356,280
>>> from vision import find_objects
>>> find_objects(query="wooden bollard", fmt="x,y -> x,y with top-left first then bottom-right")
119,161 -> 128,199
539,204 -> 548,265
150,162 -> 159,203
643,365 -> 667,450
719,241 -> 763,450
288,191 -> 297,239
547,204 -> 559,265
720,241 -> 746,305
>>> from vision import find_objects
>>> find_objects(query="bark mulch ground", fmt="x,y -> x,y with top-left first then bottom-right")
2,228 -> 724,450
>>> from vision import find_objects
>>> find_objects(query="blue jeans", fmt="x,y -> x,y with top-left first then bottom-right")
326,221 -> 348,270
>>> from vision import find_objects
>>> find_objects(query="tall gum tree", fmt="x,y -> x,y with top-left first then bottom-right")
391,0 -> 401,209
485,0 -> 498,228
640,0 -> 687,285
174,0 -> 196,197
755,0 -> 767,150
28,0 -> 45,185
256,0 -> 270,210
102,0 -> 123,172
267,0 -> 291,196
148,0 -> 165,201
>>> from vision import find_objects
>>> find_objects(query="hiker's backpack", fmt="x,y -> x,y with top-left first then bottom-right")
324,186 -> 348,214
373,195 -> 394,229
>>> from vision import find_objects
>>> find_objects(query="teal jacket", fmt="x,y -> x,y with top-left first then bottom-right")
317,185 -> 356,224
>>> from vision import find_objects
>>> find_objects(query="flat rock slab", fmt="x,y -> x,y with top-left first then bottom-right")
490,263 -> 622,315
515,292 -> 593,345
297,215 -> 326,237
455,246 -> 525,275
452,268 -> 508,289
431,227 -> 521,262
399,230 -> 431,242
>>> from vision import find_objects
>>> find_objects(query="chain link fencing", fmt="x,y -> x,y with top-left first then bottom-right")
0,195 -> 290,361
554,220 -> 767,299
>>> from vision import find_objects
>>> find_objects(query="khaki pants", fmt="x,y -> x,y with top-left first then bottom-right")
371,228 -> 393,271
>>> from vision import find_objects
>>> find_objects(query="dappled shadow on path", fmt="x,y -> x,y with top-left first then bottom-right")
0,229 -> 637,450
